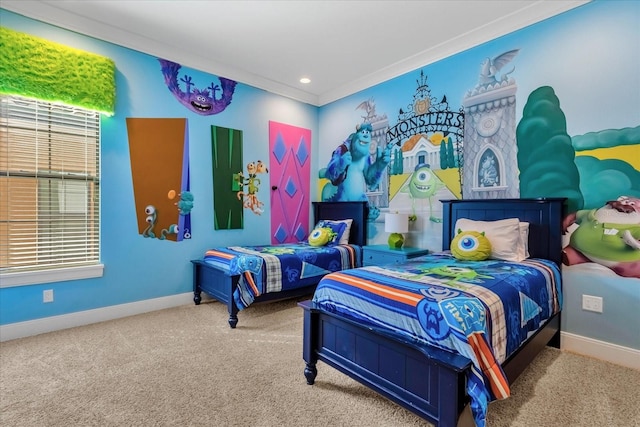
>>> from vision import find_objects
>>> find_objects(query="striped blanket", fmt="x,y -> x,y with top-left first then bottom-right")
203,243 -> 361,309
311,252 -> 562,427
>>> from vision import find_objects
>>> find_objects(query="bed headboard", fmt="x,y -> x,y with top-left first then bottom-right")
441,198 -> 566,267
312,201 -> 368,246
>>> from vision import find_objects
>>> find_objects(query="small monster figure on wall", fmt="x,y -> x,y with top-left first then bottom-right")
235,160 -> 269,215
158,59 -> 237,115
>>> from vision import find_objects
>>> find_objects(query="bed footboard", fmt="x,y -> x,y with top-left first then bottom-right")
300,300 -> 473,427
192,259 -> 240,328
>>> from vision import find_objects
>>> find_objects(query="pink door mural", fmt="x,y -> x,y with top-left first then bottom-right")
269,121 -> 311,244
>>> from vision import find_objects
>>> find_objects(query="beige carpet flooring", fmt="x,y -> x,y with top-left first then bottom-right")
1,297 -> 639,427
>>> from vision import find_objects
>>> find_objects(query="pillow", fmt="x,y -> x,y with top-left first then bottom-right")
312,220 -> 349,246
454,217 -> 526,262
450,230 -> 492,261
308,227 -> 337,247
519,222 -> 530,259
314,219 -> 352,245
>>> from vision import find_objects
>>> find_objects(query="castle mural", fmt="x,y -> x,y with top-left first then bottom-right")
462,49 -> 520,199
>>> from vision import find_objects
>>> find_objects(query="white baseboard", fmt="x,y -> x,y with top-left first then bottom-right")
561,331 -> 640,371
0,292 -> 195,342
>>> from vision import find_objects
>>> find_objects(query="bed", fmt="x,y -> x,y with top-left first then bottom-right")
192,201 -> 369,328
300,198 -> 566,427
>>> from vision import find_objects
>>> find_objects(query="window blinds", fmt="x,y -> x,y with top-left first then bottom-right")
0,95 -> 100,273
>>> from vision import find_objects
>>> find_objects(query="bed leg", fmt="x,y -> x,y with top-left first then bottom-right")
227,298 -> 239,328
192,261 -> 202,305
304,362 -> 317,385
228,314 -> 238,329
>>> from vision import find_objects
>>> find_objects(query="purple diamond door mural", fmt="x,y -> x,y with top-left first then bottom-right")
269,121 -> 311,244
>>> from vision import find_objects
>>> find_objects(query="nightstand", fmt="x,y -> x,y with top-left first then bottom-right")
362,245 -> 429,267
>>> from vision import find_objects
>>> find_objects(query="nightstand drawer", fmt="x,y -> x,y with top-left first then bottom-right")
362,245 -> 429,267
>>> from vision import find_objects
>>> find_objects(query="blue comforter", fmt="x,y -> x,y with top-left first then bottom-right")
203,243 -> 361,309
311,252 -> 562,427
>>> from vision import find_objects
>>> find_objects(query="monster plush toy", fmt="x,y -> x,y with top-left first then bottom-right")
450,230 -> 492,261
563,195 -> 640,278
322,123 -> 391,219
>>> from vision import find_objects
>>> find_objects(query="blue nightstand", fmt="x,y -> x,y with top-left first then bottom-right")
362,245 -> 429,267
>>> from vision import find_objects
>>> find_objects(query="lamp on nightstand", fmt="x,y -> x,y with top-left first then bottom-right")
385,212 -> 409,249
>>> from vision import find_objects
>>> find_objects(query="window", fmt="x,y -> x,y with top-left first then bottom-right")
0,95 -> 102,286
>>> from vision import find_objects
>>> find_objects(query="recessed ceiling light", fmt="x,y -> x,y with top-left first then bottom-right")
299,77 -> 311,84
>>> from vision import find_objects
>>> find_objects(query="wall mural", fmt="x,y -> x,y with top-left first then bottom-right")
464,50 -> 640,279
158,58 -> 236,115
126,118 -> 193,241
319,49 -> 639,280
509,86 -> 640,279
319,70 -> 464,227
463,50 -> 520,200
321,122 -> 390,221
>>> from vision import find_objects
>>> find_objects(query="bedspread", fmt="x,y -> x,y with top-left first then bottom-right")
203,243 -> 361,309
311,252 -> 561,427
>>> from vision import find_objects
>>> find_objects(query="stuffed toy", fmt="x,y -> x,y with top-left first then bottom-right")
450,229 -> 492,261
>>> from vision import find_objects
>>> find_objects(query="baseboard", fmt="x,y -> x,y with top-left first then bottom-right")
0,292 -> 195,342
561,331 -> 640,370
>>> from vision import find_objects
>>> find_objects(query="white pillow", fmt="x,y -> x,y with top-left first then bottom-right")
334,219 -> 352,244
519,222 -> 530,259
454,218 -> 526,262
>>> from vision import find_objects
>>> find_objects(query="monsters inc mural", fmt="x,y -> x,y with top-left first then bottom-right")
319,53 -> 639,281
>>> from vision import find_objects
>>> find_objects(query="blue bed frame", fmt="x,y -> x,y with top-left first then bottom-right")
192,201 -> 368,328
300,198 -> 566,427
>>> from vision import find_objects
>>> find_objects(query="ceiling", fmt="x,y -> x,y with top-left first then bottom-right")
2,1 -> 589,106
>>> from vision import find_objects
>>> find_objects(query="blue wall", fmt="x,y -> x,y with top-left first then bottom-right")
0,9 -> 319,325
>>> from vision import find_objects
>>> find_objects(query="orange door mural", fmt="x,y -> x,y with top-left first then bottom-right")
126,118 -> 192,241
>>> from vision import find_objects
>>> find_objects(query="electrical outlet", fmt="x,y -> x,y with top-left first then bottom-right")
43,289 -> 54,303
582,294 -> 603,313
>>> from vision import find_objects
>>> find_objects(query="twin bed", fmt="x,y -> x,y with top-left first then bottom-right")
191,201 -> 368,328
300,198 -> 565,427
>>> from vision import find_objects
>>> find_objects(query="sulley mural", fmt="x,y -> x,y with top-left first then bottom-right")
158,58 -> 236,115
321,122 -> 391,220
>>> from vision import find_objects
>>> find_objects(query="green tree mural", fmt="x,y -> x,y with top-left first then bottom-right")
516,86 -> 584,213
440,140 -> 448,169
446,137 -> 456,168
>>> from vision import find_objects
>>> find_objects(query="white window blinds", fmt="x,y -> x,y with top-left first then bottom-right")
0,95 -> 100,274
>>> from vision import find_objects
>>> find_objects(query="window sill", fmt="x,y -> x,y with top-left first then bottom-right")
0,264 -> 104,288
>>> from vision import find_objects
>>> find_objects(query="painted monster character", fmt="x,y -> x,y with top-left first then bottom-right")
236,160 -> 269,215
322,123 -> 391,219
176,191 -> 194,215
400,163 -> 445,223
158,59 -> 236,115
563,196 -> 640,278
